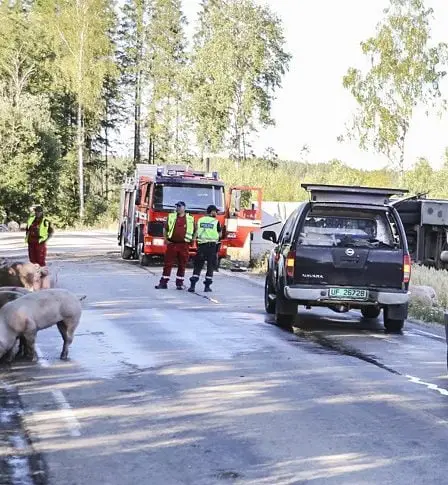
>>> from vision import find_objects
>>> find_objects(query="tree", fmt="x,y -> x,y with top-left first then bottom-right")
118,0 -> 151,165
404,157 -> 433,194
0,81 -> 61,222
190,0 -> 291,165
41,0 -> 115,219
0,1 -> 62,221
343,0 -> 447,178
145,0 -> 188,163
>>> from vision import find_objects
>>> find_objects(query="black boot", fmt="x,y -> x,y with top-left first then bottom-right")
176,278 -> 184,290
204,279 -> 213,292
188,276 -> 198,293
155,278 -> 168,289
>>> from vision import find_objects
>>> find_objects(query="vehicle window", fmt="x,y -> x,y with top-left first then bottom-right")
153,184 -> 224,212
279,210 -> 298,244
298,209 -> 400,249
144,184 -> 152,205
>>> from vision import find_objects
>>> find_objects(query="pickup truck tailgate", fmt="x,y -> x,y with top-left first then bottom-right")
295,246 -> 404,289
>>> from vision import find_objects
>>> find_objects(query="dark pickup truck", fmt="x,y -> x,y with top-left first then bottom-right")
263,184 -> 411,333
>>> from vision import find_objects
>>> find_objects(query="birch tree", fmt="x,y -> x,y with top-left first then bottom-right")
146,0 -> 188,163
118,0 -> 151,165
41,0 -> 115,219
190,0 -> 291,165
343,0 -> 447,178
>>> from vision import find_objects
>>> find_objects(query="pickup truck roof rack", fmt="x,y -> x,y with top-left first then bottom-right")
301,184 -> 408,206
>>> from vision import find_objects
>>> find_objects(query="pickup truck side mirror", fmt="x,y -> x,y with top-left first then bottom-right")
262,230 -> 277,244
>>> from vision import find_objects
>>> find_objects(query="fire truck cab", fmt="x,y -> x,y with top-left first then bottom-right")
118,164 -> 262,266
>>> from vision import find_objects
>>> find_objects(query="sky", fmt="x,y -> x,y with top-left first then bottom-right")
119,0 -> 448,171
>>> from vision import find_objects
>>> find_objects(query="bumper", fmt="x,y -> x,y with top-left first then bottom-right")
284,285 -> 409,305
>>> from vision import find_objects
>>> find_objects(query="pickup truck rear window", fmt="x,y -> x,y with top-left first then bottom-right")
298,209 -> 401,249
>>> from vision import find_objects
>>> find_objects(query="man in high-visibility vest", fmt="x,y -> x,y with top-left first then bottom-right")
188,204 -> 222,293
155,201 -> 195,290
25,205 -> 53,267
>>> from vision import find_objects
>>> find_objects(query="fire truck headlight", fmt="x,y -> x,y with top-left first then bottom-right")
152,238 -> 164,246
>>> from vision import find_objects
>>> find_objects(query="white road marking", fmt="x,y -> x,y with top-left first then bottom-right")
50,390 -> 81,437
409,329 -> 446,342
35,346 -> 50,368
406,375 -> 448,396
36,345 -> 81,437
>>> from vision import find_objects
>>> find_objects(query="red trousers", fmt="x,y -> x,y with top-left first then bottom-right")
162,242 -> 189,282
28,242 -> 47,267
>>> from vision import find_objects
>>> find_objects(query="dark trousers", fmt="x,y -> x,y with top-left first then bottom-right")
162,242 -> 189,283
28,242 -> 47,267
193,243 -> 217,280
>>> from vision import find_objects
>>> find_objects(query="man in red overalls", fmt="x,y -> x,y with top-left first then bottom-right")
155,201 -> 195,290
25,205 -> 53,267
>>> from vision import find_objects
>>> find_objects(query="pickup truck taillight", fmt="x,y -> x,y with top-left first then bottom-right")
286,251 -> 295,278
403,254 -> 411,284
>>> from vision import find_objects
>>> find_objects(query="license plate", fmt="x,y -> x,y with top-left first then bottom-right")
328,288 -> 368,300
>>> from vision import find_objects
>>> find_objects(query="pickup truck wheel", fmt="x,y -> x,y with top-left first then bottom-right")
384,317 -> 404,334
275,312 -> 295,330
274,281 -> 296,331
361,307 -> 381,319
264,275 -> 276,314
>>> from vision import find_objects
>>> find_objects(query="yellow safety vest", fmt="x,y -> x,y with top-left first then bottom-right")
166,213 -> 194,242
197,216 -> 219,244
25,216 -> 50,244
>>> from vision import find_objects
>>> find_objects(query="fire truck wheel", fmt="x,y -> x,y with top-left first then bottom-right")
135,241 -> 143,261
140,254 -> 151,267
120,238 -> 133,260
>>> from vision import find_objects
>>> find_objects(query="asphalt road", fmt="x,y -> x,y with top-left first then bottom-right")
1,231 -> 448,485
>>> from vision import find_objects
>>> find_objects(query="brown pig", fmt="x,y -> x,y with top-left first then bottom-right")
0,262 -> 41,291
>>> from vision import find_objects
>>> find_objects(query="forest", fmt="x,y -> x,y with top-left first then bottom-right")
1,0 -> 448,228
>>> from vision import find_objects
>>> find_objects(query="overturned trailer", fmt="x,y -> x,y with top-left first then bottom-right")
393,196 -> 448,270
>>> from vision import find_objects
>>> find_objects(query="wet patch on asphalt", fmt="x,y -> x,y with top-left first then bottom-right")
214,470 -> 242,481
0,383 -> 47,485
288,327 -> 402,376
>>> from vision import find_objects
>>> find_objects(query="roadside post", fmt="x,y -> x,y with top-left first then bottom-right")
445,311 -> 448,369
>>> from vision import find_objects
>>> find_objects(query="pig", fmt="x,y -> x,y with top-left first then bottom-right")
0,261 -> 57,291
0,288 -> 31,360
0,262 -> 41,291
0,289 -> 83,362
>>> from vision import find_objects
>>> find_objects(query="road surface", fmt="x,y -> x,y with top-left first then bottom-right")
1,231 -> 448,485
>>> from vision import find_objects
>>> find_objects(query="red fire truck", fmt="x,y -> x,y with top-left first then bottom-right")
118,164 -> 263,266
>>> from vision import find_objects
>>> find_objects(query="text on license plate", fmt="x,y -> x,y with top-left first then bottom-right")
329,288 -> 368,300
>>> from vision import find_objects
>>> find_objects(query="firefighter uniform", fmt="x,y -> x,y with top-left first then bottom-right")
156,203 -> 194,290
188,206 -> 221,293
25,207 -> 53,267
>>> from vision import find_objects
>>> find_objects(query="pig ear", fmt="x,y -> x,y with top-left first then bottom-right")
8,267 -> 17,276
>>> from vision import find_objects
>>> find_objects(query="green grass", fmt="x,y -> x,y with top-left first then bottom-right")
408,264 -> 448,323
